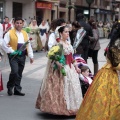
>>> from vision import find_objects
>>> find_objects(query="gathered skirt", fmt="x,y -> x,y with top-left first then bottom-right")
76,63 -> 120,120
36,60 -> 83,116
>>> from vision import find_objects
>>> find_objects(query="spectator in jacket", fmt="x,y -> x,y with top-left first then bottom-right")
77,13 -> 93,62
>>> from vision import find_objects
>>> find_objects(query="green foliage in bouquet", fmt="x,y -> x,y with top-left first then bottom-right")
47,44 -> 66,76
23,27 -> 31,33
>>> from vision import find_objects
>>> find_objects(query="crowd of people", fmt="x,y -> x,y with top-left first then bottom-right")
0,14 -> 120,119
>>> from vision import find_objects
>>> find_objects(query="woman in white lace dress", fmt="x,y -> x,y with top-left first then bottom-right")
36,26 -> 83,115
39,20 -> 49,49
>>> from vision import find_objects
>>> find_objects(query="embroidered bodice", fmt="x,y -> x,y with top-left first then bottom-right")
59,41 -> 74,67
60,41 -> 74,55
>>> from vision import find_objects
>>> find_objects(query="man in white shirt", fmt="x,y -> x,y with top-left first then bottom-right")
2,17 -> 34,96
48,18 -> 66,50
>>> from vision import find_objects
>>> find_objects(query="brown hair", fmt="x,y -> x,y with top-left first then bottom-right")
72,21 -> 81,29
49,19 -> 57,31
88,19 -> 97,29
80,66 -> 89,73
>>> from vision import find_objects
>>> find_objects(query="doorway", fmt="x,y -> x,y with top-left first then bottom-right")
13,2 -> 22,18
36,9 -> 44,26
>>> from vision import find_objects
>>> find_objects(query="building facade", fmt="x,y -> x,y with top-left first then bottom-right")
0,0 -> 119,25
75,0 -> 115,22
0,0 -> 35,24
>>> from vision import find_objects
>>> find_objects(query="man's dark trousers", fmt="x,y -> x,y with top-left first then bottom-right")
7,54 -> 26,92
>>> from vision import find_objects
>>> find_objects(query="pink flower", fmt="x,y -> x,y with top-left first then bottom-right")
104,47 -> 108,52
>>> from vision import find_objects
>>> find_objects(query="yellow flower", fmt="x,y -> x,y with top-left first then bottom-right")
48,45 -> 60,58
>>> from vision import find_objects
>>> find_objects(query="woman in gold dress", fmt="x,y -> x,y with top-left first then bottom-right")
76,23 -> 120,120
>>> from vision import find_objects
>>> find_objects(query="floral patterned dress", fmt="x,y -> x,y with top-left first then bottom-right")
36,41 -> 82,116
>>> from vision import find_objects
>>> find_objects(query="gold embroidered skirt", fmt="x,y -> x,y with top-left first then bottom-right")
76,63 -> 120,120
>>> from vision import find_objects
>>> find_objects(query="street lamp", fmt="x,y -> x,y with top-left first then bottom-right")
86,0 -> 94,20
67,0 -> 76,21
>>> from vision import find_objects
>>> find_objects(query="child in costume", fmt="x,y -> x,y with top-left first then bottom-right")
79,66 -> 92,97
73,47 -> 93,97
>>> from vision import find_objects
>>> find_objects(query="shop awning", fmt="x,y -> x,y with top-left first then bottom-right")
36,2 -> 52,9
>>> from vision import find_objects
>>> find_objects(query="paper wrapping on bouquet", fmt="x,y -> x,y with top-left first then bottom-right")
73,28 -> 86,50
10,40 -> 30,61
0,71 -> 3,91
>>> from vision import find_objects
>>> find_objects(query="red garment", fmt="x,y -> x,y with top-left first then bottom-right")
64,53 -> 74,68
2,23 -> 11,32
0,72 -> 3,91
2,23 -> 11,38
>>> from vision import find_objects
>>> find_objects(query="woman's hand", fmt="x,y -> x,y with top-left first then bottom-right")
56,61 -> 63,69
75,66 -> 81,74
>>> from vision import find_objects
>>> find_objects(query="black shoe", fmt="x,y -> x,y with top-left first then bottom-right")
14,91 -> 25,96
7,89 -> 13,96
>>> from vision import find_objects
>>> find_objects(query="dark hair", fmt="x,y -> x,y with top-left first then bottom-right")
56,18 -> 66,26
80,66 -> 89,73
77,13 -> 84,20
4,16 -> 9,19
14,17 -> 24,23
58,26 -> 68,33
107,22 -> 120,67
49,19 -> 57,31
88,19 -> 97,29
72,21 -> 81,28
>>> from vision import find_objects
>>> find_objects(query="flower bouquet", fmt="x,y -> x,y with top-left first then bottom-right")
47,44 -> 66,76
10,40 -> 30,61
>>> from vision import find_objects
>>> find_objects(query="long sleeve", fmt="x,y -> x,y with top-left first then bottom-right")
24,33 -> 33,59
27,40 -> 34,58
48,32 -> 56,49
2,32 -> 14,53
2,31 -> 34,59
89,29 -> 99,42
